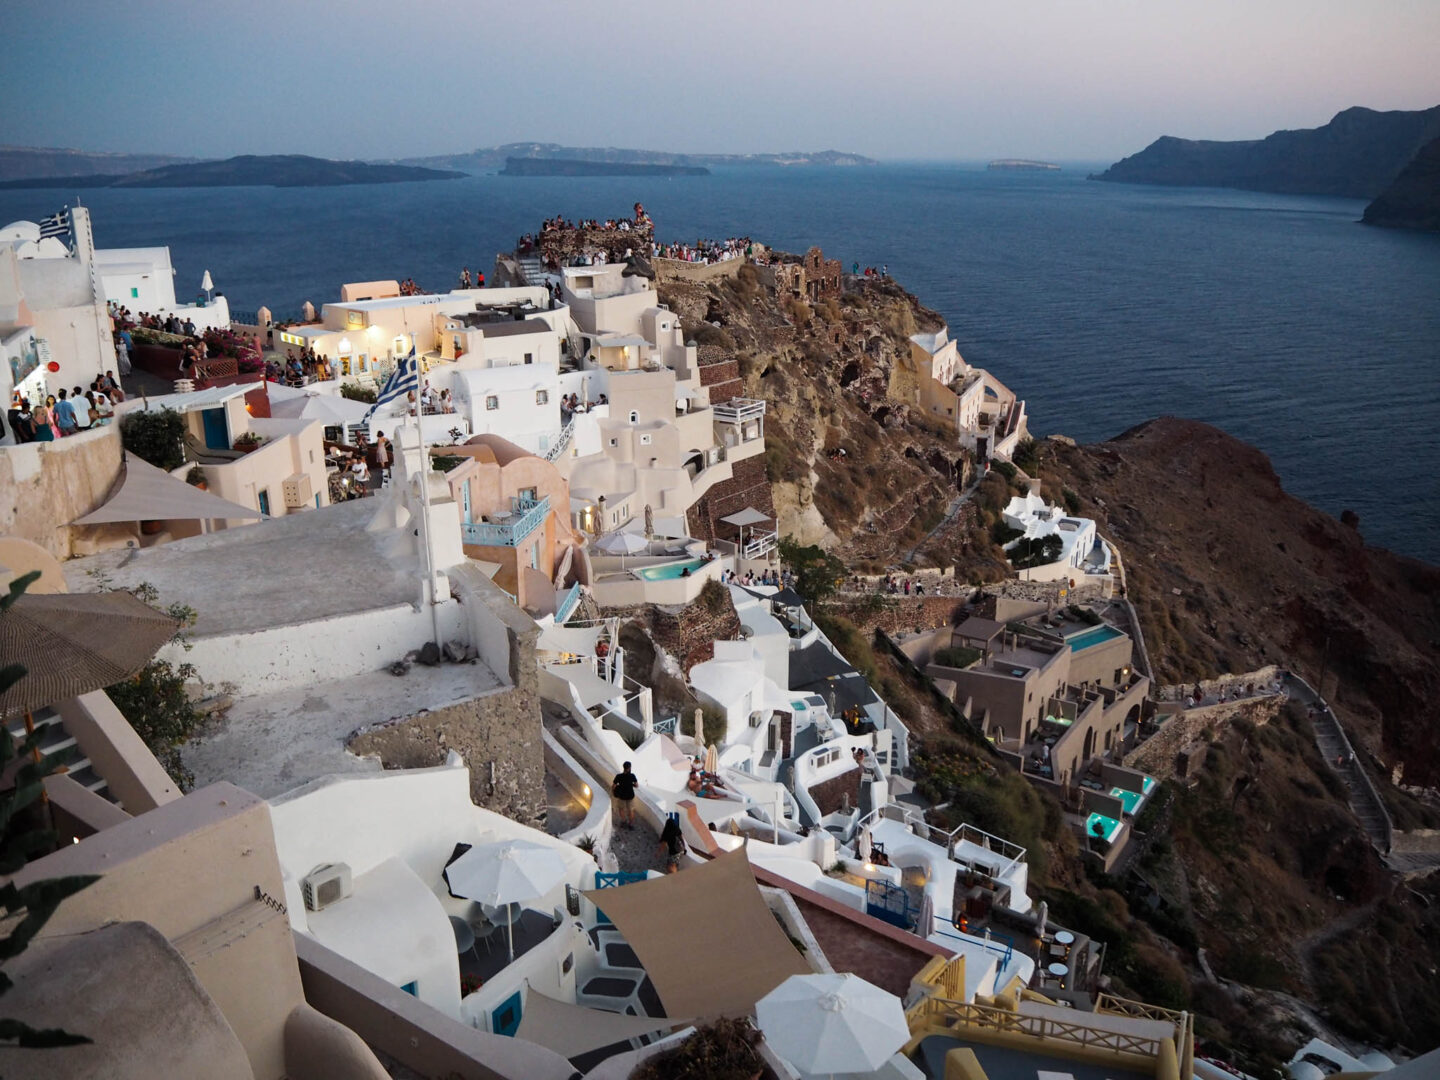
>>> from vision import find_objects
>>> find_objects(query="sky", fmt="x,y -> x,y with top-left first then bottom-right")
3,0 -> 1438,162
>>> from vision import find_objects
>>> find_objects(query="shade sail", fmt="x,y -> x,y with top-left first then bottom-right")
516,991 -> 684,1058
720,507 -> 771,528
580,848 -> 808,1019
543,662 -> 621,709
0,591 -> 180,717
536,623 -> 605,656
72,454 -> 261,525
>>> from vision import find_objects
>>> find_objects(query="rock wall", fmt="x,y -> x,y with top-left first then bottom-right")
1156,664 -> 1283,704
698,356 -> 743,404
688,457 -> 775,545
1125,695 -> 1282,779
653,258 -> 748,285
0,424 -> 123,559
829,595 -> 971,637
811,765 -> 862,816
648,593 -> 741,674
347,621 -> 547,825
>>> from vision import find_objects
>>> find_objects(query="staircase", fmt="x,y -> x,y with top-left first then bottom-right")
5,707 -> 112,803
579,925 -> 667,1018
517,254 -> 548,288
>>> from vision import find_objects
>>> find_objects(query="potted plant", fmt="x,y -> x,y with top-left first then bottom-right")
232,432 -> 265,454
186,465 -> 208,490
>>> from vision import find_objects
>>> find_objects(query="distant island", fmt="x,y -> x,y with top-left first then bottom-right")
988,159 -> 1060,171
500,157 -> 709,178
1091,105 -> 1440,199
0,154 -> 465,189
0,145 -> 196,182
1363,135 -> 1440,232
392,142 -> 876,173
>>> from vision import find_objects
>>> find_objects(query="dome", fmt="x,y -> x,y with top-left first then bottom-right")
0,221 -> 40,242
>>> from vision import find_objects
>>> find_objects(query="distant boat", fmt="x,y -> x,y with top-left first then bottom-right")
988,159 -> 1061,172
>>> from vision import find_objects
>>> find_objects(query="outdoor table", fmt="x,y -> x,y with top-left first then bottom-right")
1047,961 -> 1068,977
1054,930 -> 1075,946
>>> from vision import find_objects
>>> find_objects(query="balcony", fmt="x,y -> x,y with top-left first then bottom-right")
461,495 -> 550,547
713,398 -> 766,425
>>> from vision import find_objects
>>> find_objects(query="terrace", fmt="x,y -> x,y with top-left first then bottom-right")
461,494 -> 550,547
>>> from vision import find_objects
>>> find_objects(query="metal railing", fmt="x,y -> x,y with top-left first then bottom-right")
460,495 -> 550,548
545,420 -> 576,462
857,805 -> 1027,880
554,582 -> 581,625
742,530 -> 778,560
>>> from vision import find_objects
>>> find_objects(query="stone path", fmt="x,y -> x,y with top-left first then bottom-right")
904,474 -> 983,564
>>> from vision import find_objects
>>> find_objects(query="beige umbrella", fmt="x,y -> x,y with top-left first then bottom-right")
704,743 -> 719,774
0,592 -> 180,718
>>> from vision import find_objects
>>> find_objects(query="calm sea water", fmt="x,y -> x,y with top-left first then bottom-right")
4,166 -> 1437,561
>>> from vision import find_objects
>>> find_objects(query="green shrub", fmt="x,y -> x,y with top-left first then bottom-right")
1061,487 -> 1081,515
120,408 -> 186,471
339,382 -> 377,403
1009,534 -> 1063,569
934,645 -> 981,669
1012,438 -> 1041,473
991,460 -> 1017,484
698,578 -> 729,615
990,521 -> 1023,546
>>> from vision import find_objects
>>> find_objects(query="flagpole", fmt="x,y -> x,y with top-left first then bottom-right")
411,347 -> 442,648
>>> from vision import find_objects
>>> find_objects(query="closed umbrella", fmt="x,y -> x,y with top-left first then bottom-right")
704,743 -> 719,774
756,972 -> 909,1077
445,839 -> 569,962
0,591 -> 180,719
916,891 -> 936,940
855,825 -> 872,864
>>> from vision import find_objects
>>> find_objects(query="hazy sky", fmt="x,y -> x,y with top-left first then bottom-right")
4,0 -> 1438,161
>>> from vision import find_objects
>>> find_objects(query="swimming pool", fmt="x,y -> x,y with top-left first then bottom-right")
1110,786 -> 1144,815
634,558 -> 706,581
1086,812 -> 1122,843
1068,624 -> 1124,652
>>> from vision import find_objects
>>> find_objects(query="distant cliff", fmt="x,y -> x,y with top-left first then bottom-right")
1363,135 -> 1440,231
396,143 -> 876,173
0,145 -> 196,181
500,157 -> 709,178
1092,105 -> 1440,199
0,154 -> 464,189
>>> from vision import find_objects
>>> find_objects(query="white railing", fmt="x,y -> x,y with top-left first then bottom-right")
713,398 -> 766,424
545,420 -> 576,462
742,530 -> 778,559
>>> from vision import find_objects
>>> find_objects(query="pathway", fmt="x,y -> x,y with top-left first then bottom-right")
903,474 -> 983,564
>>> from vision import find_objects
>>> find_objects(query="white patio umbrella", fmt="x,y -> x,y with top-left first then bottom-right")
445,839 -> 569,962
756,972 -> 910,1077
915,892 -> 936,940
594,529 -> 649,568
855,825 -> 872,864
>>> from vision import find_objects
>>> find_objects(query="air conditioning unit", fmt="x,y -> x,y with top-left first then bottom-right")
282,473 -> 313,509
301,863 -> 352,912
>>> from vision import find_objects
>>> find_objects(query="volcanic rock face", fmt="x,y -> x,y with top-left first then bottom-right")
1363,135 -> 1440,231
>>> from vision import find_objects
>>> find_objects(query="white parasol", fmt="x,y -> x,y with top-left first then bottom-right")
756,972 -> 909,1077
444,839 -> 569,962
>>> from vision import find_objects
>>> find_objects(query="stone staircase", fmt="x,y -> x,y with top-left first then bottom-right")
5,706 -> 112,803
517,254 -> 548,288
579,925 -> 666,1018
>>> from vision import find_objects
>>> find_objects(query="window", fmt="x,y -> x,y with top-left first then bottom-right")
524,352 -> 533,364
486,396 -> 499,411
520,487 -> 537,501
130,287 -> 139,298
530,541 -> 539,570
608,437 -> 618,447
309,449 -> 315,464
536,390 -> 549,405
257,489 -> 271,517
561,952 -> 574,976
629,410 -> 639,423
401,981 -> 418,997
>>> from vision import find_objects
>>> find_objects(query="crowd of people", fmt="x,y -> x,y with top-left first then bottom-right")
719,566 -> 791,589
560,392 -> 607,420
276,347 -> 332,385
398,278 -> 425,296
7,371 -> 125,443
851,262 -> 889,278
652,236 -> 754,265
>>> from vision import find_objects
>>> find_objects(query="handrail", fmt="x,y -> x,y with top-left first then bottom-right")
461,495 -> 551,547
545,420 -> 576,462
712,398 -> 766,424
916,997 -> 1165,1060
554,582 -> 582,625
1093,992 -> 1186,1024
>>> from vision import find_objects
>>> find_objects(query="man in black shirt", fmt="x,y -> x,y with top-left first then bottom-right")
611,761 -> 638,829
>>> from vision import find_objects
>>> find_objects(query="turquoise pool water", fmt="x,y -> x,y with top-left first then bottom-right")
1068,624 -> 1124,652
1086,812 -> 1122,843
634,558 -> 706,581
1141,776 -> 1156,795
1110,786 -> 1143,815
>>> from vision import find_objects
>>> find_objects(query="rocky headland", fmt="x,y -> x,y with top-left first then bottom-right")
1092,105 -> 1440,200
1362,134 -> 1440,231
0,154 -> 464,189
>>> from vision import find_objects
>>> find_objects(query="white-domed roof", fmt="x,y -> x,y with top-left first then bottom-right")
0,221 -> 41,242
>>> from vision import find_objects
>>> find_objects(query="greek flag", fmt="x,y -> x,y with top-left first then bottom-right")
37,209 -> 70,240
363,348 -> 419,424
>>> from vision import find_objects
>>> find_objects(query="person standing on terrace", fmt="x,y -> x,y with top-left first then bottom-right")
611,762 -> 638,830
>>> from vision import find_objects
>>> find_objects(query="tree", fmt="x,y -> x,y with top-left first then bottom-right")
119,408 -> 186,471
778,536 -> 846,606
0,572 -> 98,1050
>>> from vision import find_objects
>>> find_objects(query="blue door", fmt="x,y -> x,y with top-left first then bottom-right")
257,489 -> 271,517
491,990 -> 523,1037
201,407 -> 229,449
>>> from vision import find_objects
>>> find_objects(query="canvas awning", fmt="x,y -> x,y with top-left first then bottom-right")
720,507 -> 771,528
516,991 -> 683,1058
72,455 -> 261,524
537,623 -> 605,656
580,848 -> 808,1019
543,662 -> 621,709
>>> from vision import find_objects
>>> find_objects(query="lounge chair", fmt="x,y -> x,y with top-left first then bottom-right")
184,432 -> 247,464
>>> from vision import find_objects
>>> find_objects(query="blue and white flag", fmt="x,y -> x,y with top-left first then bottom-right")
362,348 -> 419,424
37,209 -> 70,240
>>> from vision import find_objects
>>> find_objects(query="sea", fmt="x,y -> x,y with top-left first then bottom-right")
3,165 -> 1437,562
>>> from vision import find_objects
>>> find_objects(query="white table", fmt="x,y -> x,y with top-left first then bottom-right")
1053,930 -> 1075,946
1047,961 -> 1068,977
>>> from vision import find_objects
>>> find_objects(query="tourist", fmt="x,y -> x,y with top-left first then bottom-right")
460,267 -> 472,289
8,398 -> 32,443
99,370 -> 124,403
374,431 -> 389,473
611,762 -> 638,829
52,389 -> 78,436
351,458 -> 371,490
658,816 -> 685,874
31,398 -> 56,442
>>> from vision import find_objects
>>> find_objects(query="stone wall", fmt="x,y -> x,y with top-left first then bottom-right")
648,592 -> 741,674
652,259 -> 747,285
698,356 -> 743,404
689,456 -> 775,544
1124,695 -> 1282,780
538,222 -> 653,266
811,766 -> 862,816
346,618 -> 548,826
0,424 -> 123,559
1155,664 -> 1282,704
829,595 -> 971,637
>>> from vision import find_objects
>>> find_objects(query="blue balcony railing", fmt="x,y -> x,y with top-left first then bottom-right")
461,495 -> 550,547
554,582 -> 581,624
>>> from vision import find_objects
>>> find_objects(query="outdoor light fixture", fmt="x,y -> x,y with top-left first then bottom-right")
338,337 -> 351,353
